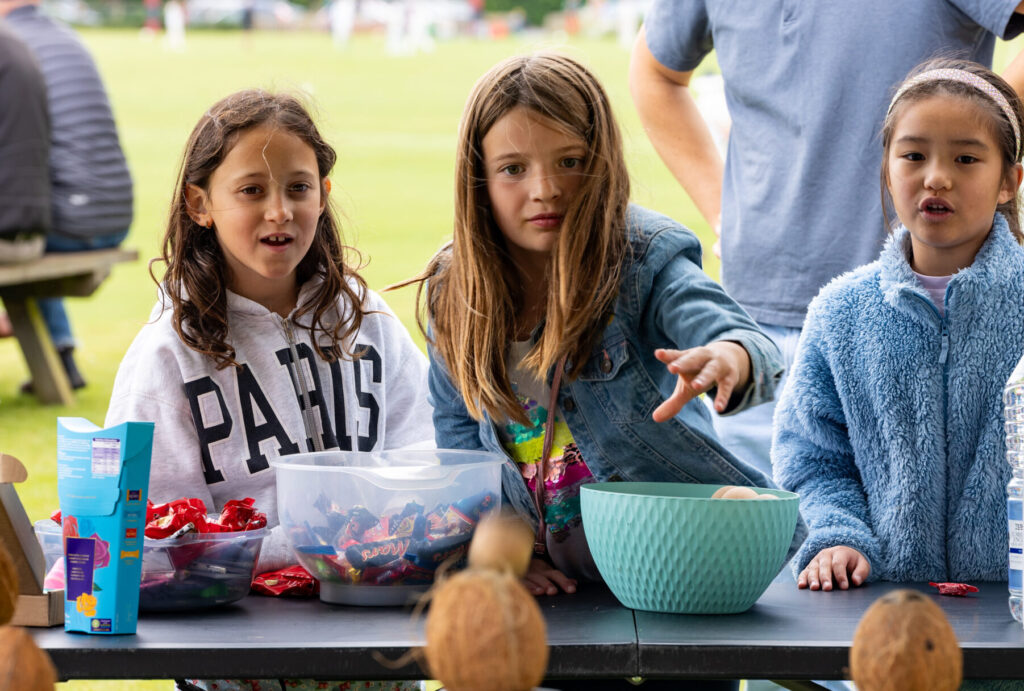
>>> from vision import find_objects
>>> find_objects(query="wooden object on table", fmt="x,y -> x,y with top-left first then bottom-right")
0,454 -> 62,626
0,248 -> 138,405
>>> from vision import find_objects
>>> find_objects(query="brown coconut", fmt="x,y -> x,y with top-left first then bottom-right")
850,589 -> 961,691
424,513 -> 548,691
0,625 -> 58,690
0,542 -> 18,625
468,514 -> 535,578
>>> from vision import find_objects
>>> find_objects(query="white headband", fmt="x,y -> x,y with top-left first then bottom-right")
888,68 -> 1021,158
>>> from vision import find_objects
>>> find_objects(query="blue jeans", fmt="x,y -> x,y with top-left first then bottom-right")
37,230 -> 128,349
707,322 -> 801,480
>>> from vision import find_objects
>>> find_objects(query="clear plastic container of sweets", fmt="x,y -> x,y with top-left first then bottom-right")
1004,354 -> 1024,622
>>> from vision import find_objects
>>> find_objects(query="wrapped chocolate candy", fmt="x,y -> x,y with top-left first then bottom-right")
291,491 -> 499,590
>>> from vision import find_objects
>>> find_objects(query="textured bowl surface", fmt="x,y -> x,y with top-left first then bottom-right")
581,482 -> 799,614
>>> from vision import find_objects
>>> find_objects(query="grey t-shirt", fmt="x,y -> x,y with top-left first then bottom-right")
643,0 -> 1024,327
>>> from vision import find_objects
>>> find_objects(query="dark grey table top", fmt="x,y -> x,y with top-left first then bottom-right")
28,580 -> 1024,682
636,580 -> 1024,681
30,586 -> 636,681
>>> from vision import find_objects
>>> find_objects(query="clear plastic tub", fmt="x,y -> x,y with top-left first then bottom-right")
271,449 -> 503,606
34,518 -> 266,611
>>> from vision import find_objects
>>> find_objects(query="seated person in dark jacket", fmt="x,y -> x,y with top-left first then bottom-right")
0,23 -> 49,267
0,0 -> 133,391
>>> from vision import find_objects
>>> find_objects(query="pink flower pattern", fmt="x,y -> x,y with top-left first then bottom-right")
59,515 -> 111,571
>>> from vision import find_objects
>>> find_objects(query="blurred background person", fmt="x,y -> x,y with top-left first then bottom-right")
329,0 -> 356,48
164,0 -> 186,52
0,22 -> 49,277
0,0 -> 133,393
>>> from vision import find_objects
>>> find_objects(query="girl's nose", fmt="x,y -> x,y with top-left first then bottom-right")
265,189 -> 294,224
924,163 -> 953,191
530,169 -> 561,202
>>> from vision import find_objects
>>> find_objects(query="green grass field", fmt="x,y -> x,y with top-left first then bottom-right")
0,28 -> 708,690
6,26 -> 1024,691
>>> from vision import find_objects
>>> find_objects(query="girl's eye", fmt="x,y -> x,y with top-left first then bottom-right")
291,182 -> 313,193
901,152 -> 924,162
500,164 -> 524,176
240,185 -> 262,195
956,155 -> 978,164
562,157 -> 583,169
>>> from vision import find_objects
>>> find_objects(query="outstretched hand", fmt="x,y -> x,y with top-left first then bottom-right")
798,546 -> 871,591
652,341 -> 750,421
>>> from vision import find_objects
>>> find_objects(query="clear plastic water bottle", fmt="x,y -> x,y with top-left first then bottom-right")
1004,355 -> 1024,622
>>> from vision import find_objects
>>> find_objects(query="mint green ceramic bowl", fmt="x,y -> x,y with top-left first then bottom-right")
580,482 -> 799,614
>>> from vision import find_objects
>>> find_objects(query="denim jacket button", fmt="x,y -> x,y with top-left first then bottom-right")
600,358 -> 613,374
562,397 -> 576,412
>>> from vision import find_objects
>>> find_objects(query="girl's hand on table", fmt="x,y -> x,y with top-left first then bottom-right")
523,558 -> 577,596
798,546 -> 870,591
652,341 -> 751,420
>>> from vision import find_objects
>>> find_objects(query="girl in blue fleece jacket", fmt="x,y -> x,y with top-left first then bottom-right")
773,58 -> 1024,591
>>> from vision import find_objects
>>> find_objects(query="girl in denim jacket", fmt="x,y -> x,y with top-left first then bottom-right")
773,59 -> 1024,594
410,53 -> 801,599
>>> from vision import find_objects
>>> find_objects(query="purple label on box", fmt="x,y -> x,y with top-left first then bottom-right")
65,536 -> 96,601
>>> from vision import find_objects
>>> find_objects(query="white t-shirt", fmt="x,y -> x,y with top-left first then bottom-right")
913,270 -> 953,317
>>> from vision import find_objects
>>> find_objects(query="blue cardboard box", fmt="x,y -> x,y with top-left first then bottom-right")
57,418 -> 154,634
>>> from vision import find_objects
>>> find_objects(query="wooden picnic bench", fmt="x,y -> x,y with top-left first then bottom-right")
0,248 -> 138,405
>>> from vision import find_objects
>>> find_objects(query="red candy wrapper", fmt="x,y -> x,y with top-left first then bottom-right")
143,497 -> 268,538
218,498 -> 268,531
252,565 -> 319,598
929,581 -> 979,596
146,498 -> 210,538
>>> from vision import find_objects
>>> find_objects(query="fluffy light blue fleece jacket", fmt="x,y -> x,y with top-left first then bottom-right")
773,214 -> 1024,582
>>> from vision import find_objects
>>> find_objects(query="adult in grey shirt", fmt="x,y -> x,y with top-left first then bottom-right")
0,0 -> 133,392
630,1 -> 1024,478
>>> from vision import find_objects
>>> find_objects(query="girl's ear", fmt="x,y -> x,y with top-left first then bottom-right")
184,183 -> 212,227
999,163 -> 1024,205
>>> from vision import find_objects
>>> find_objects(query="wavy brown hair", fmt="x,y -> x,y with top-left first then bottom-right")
881,57 -> 1024,242
412,53 -> 630,424
152,89 -> 368,369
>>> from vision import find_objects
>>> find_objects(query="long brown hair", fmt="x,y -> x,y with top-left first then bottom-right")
881,58 -> 1024,242
153,89 -> 368,368
417,53 -> 630,424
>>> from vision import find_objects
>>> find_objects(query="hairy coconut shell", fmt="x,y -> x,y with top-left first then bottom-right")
425,569 -> 548,691
0,626 -> 57,690
468,514 -> 534,578
0,542 -> 18,626
850,589 -> 961,691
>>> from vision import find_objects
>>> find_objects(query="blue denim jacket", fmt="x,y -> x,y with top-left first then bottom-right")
429,205 -> 806,555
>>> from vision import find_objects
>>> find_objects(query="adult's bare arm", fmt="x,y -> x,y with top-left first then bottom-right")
998,2 -> 1024,98
629,25 -> 723,231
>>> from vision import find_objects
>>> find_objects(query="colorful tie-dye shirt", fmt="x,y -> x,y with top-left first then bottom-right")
497,341 -> 601,581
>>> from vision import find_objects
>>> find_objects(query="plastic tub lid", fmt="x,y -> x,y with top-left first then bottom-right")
271,449 -> 504,490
